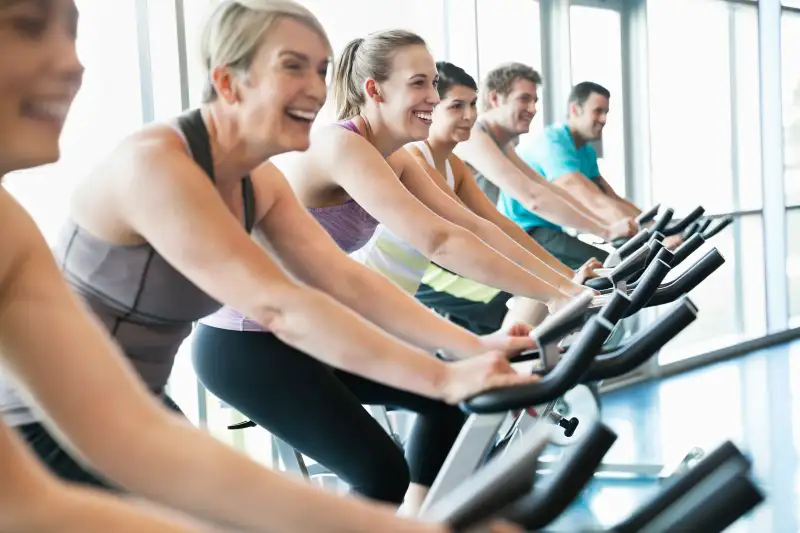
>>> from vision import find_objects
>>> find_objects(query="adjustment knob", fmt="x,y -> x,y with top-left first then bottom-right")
558,417 -> 579,438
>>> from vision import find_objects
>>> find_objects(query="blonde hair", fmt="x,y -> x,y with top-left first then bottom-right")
331,30 -> 427,120
200,0 -> 332,103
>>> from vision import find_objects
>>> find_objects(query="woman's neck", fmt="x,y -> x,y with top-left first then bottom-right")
202,104 -> 274,188
424,137 -> 457,170
355,109 -> 410,158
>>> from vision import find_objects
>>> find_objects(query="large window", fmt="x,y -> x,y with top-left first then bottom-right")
476,0 -> 544,139
788,210 -> 800,321
782,11 -> 800,206
646,0 -> 766,364
658,214 -> 766,365
569,5 -> 626,195
647,0 -> 762,215
184,0 -> 218,109
5,0 -> 143,243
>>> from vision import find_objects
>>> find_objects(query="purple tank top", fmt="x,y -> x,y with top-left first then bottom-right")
200,120 -> 379,332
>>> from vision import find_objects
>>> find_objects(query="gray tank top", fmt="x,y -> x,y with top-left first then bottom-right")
467,120 -> 506,205
0,109 -> 256,426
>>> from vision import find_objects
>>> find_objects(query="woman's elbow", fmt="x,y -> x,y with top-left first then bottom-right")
524,193 -> 541,213
425,226 -> 465,261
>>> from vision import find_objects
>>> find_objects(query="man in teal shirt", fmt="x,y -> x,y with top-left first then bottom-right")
498,81 -> 647,268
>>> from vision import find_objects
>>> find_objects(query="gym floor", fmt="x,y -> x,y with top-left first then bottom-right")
550,338 -> 800,532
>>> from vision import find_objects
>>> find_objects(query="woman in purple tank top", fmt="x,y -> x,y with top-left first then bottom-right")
0,2 -> 528,533
193,28 -> 596,515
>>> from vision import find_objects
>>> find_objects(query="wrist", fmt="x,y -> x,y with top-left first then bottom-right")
431,360 -> 455,404
449,331 -> 483,358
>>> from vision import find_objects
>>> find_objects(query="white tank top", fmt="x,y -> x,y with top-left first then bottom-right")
350,142 -> 456,294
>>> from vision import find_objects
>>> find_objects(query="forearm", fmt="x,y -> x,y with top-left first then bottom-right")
522,184 -> 609,237
546,183 -> 618,227
431,227 -> 566,302
613,196 -> 641,217
495,217 -> 574,278
576,188 -> 631,224
34,486 -> 210,533
0,423 -> 203,533
467,219 -> 578,292
586,197 -> 630,225
260,286 -> 448,397
309,261 -> 482,357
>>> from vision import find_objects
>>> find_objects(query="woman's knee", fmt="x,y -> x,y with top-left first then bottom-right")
346,448 -> 410,504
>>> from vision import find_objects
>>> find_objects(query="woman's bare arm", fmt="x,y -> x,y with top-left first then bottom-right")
311,128 -> 571,303
0,183 -> 523,533
251,162 -> 532,358
109,138 -> 455,398
0,418 -> 214,533
405,146 -> 580,289
448,154 -> 577,279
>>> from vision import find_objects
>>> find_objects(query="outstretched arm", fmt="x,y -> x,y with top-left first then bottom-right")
447,154 -> 578,279
404,146 -> 581,293
0,187 -> 447,533
0,419 -> 210,533
455,129 -> 614,237
594,175 -> 641,217
552,172 -> 631,223
252,162 -> 532,358
314,128 -> 571,304
0,173 -> 526,531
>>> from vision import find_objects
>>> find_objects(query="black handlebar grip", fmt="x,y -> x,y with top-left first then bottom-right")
609,245 -> 649,283
654,247 -> 675,267
672,233 -> 705,266
624,259 -> 672,317
636,465 -> 763,533
697,218 -> 712,235
646,248 -> 725,308
531,292 -> 593,346
584,297 -> 697,382
460,317 -> 613,414
585,276 -> 613,291
648,231 -> 665,244
615,441 -> 749,533
535,312 -> 587,348
643,239 -> 666,267
502,422 -> 618,530
651,207 -> 674,234
635,204 -> 661,225
598,290 -> 632,325
616,228 -> 651,258
684,220 -> 701,239
703,215 -> 734,240
663,206 -> 705,236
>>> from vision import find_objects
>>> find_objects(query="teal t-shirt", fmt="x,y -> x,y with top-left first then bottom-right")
498,123 -> 600,232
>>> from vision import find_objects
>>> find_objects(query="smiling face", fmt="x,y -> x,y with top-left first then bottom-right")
429,83 -> 478,145
369,44 -> 440,143
0,0 -> 83,176
493,77 -> 538,136
570,91 -> 609,142
213,16 -> 329,155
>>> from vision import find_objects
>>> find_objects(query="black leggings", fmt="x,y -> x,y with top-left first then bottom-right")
191,324 -> 466,505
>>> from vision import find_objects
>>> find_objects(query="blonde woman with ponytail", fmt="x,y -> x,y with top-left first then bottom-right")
196,27 -> 595,515
0,0 -> 524,532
